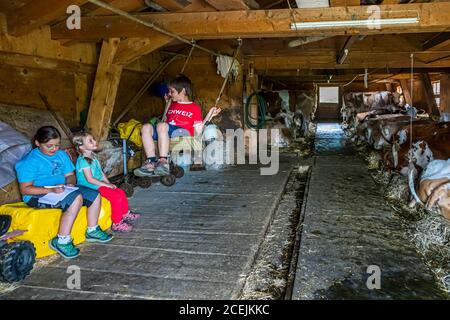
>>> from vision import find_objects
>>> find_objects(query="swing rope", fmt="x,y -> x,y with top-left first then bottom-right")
407,52 -> 425,206
162,43 -> 196,122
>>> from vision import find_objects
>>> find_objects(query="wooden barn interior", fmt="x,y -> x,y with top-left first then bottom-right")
1,0 -> 450,301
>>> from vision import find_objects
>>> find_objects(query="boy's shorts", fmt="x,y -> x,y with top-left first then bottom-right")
26,185 -> 100,212
151,123 -> 188,140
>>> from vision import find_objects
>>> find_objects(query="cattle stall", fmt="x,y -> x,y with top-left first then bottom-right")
0,0 -> 450,306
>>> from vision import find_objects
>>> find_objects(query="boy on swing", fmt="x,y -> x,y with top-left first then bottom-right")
134,74 -> 221,177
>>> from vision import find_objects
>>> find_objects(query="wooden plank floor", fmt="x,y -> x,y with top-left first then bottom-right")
1,158 -> 295,300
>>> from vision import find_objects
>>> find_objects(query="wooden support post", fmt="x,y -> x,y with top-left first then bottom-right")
74,73 -> 90,126
385,82 -> 393,92
400,79 -> 412,106
86,38 -> 123,141
440,73 -> 450,114
420,73 -> 441,117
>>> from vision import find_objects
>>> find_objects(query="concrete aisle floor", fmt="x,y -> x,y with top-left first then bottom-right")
292,123 -> 447,299
1,158 -> 296,300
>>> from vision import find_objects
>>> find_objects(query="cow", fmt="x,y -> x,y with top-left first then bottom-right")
390,131 -> 450,176
388,122 -> 450,171
366,115 -> 413,150
410,159 -> 450,219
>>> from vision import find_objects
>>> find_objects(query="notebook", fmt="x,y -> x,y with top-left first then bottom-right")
38,186 -> 79,206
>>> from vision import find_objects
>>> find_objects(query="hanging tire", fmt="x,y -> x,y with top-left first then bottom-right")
119,182 -> 134,197
172,166 -> 185,179
160,174 -> 176,187
0,241 -> 36,283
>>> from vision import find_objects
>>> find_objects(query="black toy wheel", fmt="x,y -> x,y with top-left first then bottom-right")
134,177 -> 152,189
119,182 -> 134,197
0,241 -> 36,283
160,174 -> 176,187
172,166 -> 185,179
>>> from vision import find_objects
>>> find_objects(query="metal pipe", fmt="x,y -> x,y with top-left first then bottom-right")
87,0 -> 220,58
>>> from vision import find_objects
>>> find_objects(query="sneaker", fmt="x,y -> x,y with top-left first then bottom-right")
86,226 -> 114,243
111,220 -> 133,232
123,211 -> 141,222
154,160 -> 170,175
134,161 -> 156,177
49,237 -> 80,259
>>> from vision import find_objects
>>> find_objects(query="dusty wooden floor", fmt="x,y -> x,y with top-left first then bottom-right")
0,158 -> 295,300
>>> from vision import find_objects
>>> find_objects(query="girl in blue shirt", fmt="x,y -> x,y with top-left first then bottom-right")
15,126 -> 113,259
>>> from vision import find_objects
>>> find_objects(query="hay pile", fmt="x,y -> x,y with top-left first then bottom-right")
410,213 -> 450,292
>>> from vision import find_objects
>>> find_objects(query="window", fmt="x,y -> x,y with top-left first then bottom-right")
432,81 -> 440,107
319,86 -> 339,104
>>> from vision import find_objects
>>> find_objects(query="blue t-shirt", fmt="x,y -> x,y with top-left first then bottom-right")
15,148 -> 75,203
75,156 -> 104,190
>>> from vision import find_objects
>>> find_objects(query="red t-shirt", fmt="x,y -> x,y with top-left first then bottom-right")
166,101 -> 203,136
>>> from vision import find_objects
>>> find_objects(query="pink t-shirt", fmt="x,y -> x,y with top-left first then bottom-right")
166,101 -> 203,136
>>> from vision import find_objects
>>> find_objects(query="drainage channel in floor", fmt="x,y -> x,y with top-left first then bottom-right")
239,165 -> 311,300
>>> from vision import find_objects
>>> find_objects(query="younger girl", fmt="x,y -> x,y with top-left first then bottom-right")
73,132 -> 140,232
15,126 -> 113,259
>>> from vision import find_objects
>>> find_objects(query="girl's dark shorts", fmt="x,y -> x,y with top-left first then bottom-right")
26,186 -> 100,212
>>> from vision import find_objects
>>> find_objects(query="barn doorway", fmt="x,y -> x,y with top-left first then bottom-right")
316,86 -> 341,120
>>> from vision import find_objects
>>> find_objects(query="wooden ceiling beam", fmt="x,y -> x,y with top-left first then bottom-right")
329,0 -> 360,6
7,0 -> 89,36
249,53 -> 450,70
114,0 -> 216,65
114,34 -> 173,65
422,32 -> 450,51
84,0 -> 147,15
204,0 -> 260,10
51,3 -> 450,41
151,0 -> 192,11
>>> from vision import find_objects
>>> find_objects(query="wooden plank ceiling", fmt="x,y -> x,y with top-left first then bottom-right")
1,0 -> 450,85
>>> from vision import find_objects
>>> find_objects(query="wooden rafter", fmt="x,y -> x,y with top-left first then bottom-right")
83,0 -> 147,16
7,0 -> 89,36
51,3 -> 450,41
329,0 -> 360,6
247,52 -> 450,70
151,0 -> 192,11
422,32 -> 450,51
204,0 -> 260,10
113,0 -> 216,65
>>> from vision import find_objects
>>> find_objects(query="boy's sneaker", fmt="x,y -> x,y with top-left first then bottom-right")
154,160 -> 170,175
134,161 -> 156,177
49,237 -> 80,259
86,226 -> 114,243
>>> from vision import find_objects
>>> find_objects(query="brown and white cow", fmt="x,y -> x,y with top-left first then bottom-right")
391,131 -> 450,176
411,159 -> 450,220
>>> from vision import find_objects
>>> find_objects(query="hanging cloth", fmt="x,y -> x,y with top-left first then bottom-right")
215,55 -> 240,81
